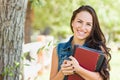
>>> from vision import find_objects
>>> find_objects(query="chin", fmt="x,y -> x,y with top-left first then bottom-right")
76,36 -> 86,40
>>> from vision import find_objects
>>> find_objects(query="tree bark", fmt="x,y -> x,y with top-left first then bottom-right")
0,0 -> 28,80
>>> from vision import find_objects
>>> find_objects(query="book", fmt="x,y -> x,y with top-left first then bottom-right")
68,45 -> 105,80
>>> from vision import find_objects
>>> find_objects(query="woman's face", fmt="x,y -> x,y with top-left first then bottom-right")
72,11 -> 93,41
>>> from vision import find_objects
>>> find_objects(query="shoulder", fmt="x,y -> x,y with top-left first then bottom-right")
57,42 -> 66,48
56,42 -> 66,53
52,42 -> 66,54
52,47 -> 57,58
53,47 -> 57,53
52,41 -> 68,59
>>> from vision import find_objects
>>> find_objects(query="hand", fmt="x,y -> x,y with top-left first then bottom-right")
69,56 -> 81,74
60,59 -> 75,75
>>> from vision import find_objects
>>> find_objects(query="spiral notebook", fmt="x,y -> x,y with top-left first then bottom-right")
68,45 -> 105,80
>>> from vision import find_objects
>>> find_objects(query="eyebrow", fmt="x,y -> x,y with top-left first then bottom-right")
78,19 -> 92,23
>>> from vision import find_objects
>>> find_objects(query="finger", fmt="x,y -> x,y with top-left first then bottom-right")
62,60 -> 72,66
63,60 -> 68,64
69,56 -> 75,61
61,66 -> 74,71
69,56 -> 79,66
62,70 -> 75,75
61,63 -> 72,68
69,56 -> 78,63
63,60 -> 71,64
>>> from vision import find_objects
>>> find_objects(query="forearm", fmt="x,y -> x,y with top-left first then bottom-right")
76,66 -> 103,80
50,70 -> 65,80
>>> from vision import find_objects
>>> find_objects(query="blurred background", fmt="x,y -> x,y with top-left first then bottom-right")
22,0 -> 120,80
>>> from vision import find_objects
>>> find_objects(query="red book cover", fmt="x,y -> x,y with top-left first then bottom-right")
68,45 -> 105,80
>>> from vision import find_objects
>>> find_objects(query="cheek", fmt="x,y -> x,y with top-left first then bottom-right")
72,23 -> 78,32
89,27 -> 92,32
72,21 -> 78,28
72,22 -> 76,32
72,26 -> 77,33
87,28 -> 92,35
88,28 -> 92,33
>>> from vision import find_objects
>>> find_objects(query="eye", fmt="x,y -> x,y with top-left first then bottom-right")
86,23 -> 92,26
77,20 -> 82,23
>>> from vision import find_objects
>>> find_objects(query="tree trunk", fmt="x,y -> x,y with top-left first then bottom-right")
24,1 -> 34,43
0,0 -> 28,80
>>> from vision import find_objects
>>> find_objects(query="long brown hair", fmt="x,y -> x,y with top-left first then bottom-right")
70,5 -> 111,80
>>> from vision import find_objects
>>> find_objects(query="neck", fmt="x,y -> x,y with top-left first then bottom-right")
72,37 -> 85,46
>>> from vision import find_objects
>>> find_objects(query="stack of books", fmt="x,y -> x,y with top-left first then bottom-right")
68,45 -> 105,80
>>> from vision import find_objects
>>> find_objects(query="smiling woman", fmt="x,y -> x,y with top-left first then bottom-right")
72,11 -> 93,44
50,5 -> 111,80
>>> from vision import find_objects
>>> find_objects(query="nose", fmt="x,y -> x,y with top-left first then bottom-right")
79,23 -> 86,30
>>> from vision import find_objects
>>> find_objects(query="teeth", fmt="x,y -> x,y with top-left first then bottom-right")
77,31 -> 85,35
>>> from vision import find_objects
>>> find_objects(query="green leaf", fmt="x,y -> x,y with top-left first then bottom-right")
14,61 -> 20,68
37,46 -> 45,54
48,41 -> 52,46
24,63 -> 30,66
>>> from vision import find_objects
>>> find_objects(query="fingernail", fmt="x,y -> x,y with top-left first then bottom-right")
65,61 -> 67,64
72,67 -> 74,69
69,58 -> 72,61
73,71 -> 76,73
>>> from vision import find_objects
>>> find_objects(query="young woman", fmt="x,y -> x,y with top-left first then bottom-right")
50,5 -> 111,80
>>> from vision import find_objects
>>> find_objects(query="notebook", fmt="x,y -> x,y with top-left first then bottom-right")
68,45 -> 105,80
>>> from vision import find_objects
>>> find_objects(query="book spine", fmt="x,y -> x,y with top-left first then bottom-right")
95,54 -> 105,71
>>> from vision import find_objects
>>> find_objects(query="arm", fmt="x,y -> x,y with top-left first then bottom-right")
69,56 -> 103,80
76,65 -> 103,80
50,47 -> 65,80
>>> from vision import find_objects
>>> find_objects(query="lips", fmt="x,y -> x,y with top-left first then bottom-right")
77,30 -> 86,36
